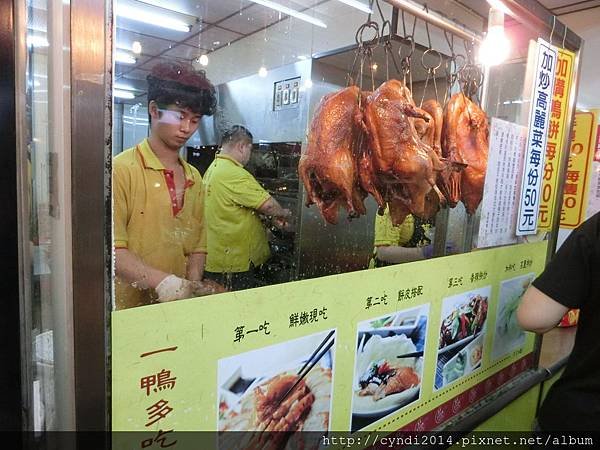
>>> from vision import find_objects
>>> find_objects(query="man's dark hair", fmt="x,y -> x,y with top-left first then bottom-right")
221,125 -> 253,146
146,62 -> 217,116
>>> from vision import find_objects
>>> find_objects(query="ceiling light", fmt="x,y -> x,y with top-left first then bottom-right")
478,8 -> 510,67
116,1 -> 193,33
212,41 -> 220,46
27,35 -> 49,47
114,89 -> 135,99
248,0 -> 327,28
335,0 -> 372,14
115,51 -> 137,65
258,66 -> 268,77
132,41 -> 142,54
486,0 -> 511,15
114,83 -> 136,91
371,63 -> 378,70
199,54 -> 209,66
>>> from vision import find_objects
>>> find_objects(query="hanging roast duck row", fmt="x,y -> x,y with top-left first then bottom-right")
298,79 -> 489,225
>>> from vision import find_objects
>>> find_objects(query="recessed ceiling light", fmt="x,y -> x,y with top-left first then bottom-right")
115,51 -> 136,65
213,41 -> 220,46
116,0 -> 193,33
114,83 -> 136,91
199,54 -> 209,66
132,41 -> 142,54
248,0 -> 327,28
258,66 -> 268,77
114,89 -> 135,99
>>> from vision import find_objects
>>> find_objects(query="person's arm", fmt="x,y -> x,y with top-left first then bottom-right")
186,252 -> 206,282
115,248 -> 170,290
517,286 -> 569,334
257,196 -> 291,219
376,245 -> 426,264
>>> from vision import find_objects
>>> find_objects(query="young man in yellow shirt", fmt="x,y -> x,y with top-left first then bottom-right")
202,125 -> 292,290
113,62 -> 223,309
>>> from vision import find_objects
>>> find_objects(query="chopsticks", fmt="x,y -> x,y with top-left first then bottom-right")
396,350 -> 424,359
260,330 -> 335,431
296,329 -> 335,377
281,330 -> 335,403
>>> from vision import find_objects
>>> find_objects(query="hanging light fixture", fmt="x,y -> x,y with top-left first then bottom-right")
479,7 -> 511,66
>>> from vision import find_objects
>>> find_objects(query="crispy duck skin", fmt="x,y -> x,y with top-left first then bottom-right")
255,374 -> 298,422
298,86 -> 367,224
441,93 -> 489,214
373,366 -> 420,400
421,99 -> 443,158
361,80 -> 444,223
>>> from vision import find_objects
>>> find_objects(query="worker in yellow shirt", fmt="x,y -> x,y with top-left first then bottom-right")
370,208 -> 435,267
202,125 -> 292,291
113,62 -> 224,309
371,207 -> 458,267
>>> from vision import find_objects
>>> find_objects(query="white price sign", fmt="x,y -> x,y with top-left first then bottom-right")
516,39 -> 557,235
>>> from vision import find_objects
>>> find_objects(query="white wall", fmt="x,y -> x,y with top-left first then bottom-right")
561,8 -> 600,108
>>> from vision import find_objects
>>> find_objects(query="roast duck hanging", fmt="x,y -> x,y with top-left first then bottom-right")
299,79 -> 489,225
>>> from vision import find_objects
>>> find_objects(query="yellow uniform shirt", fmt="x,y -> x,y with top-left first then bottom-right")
202,154 -> 271,273
374,210 -> 416,247
370,210 -> 432,268
113,139 -> 207,309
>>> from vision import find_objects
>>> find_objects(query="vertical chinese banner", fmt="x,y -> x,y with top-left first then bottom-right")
538,48 -> 575,231
559,110 -> 598,228
517,38 -> 557,235
585,123 -> 600,217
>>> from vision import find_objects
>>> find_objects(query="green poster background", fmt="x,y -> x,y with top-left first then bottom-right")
112,241 -> 547,435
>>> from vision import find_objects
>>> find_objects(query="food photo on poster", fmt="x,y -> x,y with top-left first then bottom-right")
491,273 -> 534,361
435,287 -> 490,390
217,329 -> 335,447
350,305 -> 429,432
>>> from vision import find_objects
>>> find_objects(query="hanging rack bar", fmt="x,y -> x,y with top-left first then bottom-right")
383,0 -> 481,43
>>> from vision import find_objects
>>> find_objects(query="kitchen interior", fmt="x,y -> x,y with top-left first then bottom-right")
112,0 -> 475,285
111,0 -> 595,299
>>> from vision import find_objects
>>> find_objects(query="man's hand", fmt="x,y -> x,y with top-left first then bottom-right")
155,275 -> 196,302
191,279 -> 227,296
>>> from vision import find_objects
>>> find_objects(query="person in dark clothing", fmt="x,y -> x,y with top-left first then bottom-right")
517,211 -> 600,432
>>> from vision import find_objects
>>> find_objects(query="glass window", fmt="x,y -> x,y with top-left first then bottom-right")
18,0 -> 74,430
111,0 -> 542,309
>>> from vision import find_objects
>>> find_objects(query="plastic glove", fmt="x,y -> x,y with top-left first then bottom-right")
191,279 -> 227,296
422,244 -> 434,259
444,241 -> 458,255
155,275 -> 195,302
422,241 -> 458,259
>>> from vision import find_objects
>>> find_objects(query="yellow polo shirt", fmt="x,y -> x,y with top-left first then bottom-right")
113,139 -> 206,309
374,210 -> 415,248
202,154 -> 271,273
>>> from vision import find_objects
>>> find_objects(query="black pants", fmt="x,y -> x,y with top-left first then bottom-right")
204,266 -> 266,291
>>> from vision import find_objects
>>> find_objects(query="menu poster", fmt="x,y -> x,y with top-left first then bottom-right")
538,48 -> 575,231
560,110 -> 598,228
517,38 -> 557,235
477,118 -> 527,248
112,242 -> 548,449
586,124 -> 600,217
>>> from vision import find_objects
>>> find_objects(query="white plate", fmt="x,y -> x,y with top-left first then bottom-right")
438,332 -> 477,355
352,386 -> 420,418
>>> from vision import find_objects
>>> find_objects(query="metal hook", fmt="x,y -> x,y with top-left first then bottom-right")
355,21 -> 380,48
550,15 -> 556,44
421,48 -> 442,72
